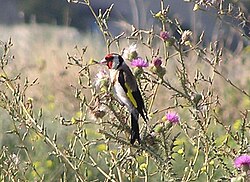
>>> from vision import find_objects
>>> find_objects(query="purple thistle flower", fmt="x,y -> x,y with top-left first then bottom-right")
166,112 -> 180,124
234,155 -> 250,168
160,31 -> 170,41
152,57 -> 162,67
131,57 -> 149,68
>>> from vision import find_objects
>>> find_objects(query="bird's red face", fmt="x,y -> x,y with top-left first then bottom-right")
104,54 -> 114,69
100,53 -> 123,69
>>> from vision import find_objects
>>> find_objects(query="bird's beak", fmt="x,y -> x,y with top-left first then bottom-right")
99,58 -> 107,64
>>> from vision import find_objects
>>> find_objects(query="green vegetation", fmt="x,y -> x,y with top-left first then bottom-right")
0,0 -> 250,181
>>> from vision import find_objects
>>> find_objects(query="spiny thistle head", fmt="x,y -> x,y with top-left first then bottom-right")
123,43 -> 138,61
181,30 -> 192,45
160,31 -> 170,41
131,57 -> 149,68
150,57 -> 166,78
162,111 -> 180,124
152,57 -> 162,67
234,155 -> 250,170
95,70 -> 109,92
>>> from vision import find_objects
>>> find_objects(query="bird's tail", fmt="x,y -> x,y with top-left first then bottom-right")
130,111 -> 140,144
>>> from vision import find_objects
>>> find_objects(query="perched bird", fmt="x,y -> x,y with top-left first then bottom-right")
100,53 -> 148,144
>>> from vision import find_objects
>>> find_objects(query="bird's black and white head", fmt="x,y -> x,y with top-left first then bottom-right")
100,53 -> 124,70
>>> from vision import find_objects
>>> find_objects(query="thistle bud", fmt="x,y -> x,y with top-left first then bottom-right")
134,67 -> 144,78
158,67 -> 166,78
154,123 -> 164,133
166,37 -> 175,47
150,67 -> 166,78
152,57 -> 162,67
160,31 -> 170,41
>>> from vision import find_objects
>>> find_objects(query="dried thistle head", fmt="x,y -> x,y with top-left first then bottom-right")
122,43 -> 138,61
89,98 -> 106,119
181,30 -> 192,45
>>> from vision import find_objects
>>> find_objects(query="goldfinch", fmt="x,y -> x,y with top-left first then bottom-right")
100,53 -> 148,144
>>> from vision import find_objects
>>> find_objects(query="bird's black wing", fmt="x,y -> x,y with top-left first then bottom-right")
131,89 -> 148,122
118,69 -> 148,122
118,70 -> 141,144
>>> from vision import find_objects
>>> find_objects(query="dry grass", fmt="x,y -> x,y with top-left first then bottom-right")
0,24 -> 106,115
1,23 -> 249,121
0,3 -> 249,179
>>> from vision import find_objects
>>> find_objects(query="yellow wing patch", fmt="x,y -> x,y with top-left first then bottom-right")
125,83 -> 138,108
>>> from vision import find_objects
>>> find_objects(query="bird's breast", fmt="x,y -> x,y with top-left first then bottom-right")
109,70 -> 134,111
109,69 -> 118,85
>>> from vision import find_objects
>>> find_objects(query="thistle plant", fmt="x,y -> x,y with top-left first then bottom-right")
0,0 -> 250,181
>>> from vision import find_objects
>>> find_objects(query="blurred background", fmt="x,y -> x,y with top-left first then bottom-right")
0,1 -> 250,180
0,0 -> 249,135
0,0 -> 249,134
1,0 -> 249,38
